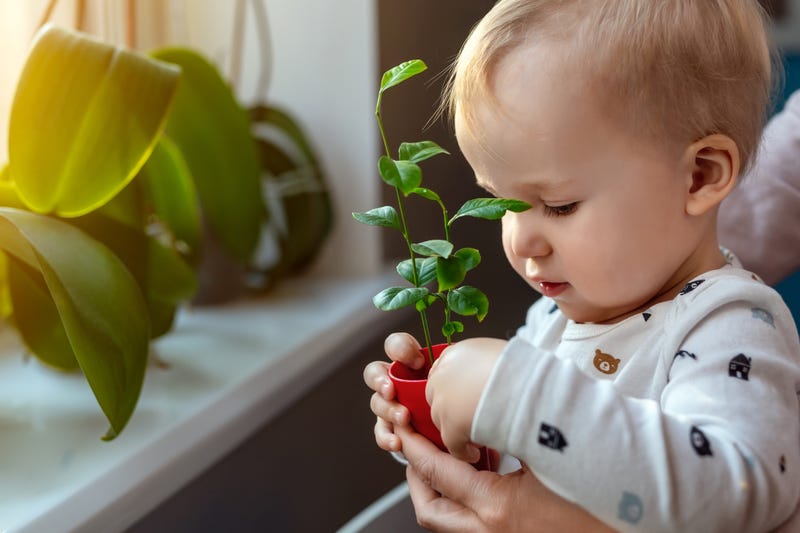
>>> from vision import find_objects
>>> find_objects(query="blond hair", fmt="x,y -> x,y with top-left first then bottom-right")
445,0 -> 777,174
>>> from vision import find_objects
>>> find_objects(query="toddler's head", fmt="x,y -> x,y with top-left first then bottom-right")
448,0 -> 774,174
445,0 -> 774,324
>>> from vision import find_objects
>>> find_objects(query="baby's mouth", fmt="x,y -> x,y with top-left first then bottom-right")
538,281 -> 568,298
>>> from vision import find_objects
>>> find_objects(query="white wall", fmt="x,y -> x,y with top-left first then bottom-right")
251,0 -> 382,277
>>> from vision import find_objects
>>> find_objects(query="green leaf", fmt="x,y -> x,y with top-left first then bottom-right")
399,141 -> 450,163
449,198 -> 532,224
410,187 -> 441,203
378,156 -> 422,195
415,294 -> 438,312
145,237 -> 197,338
442,320 -> 464,338
436,255 -> 467,291
379,59 -> 427,94
0,165 -> 26,210
397,257 -> 437,286
68,180 -> 196,340
411,239 -> 453,258
454,247 -> 481,272
138,135 -> 202,262
447,286 -> 489,322
352,206 -> 401,230
7,257 -> 78,370
150,47 -> 266,263
0,207 -> 150,440
373,286 -> 429,311
9,25 -> 180,217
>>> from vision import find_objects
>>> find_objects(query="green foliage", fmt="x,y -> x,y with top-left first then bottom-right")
149,47 -> 266,264
353,59 -> 531,360
0,25 -> 183,439
0,24 -> 330,440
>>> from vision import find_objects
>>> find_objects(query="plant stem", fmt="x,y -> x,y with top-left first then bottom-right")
376,105 -> 434,362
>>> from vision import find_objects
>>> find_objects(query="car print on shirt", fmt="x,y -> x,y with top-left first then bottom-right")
538,422 -> 568,452
679,279 -> 705,295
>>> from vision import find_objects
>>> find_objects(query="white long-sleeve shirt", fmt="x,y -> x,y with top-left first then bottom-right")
471,265 -> 800,532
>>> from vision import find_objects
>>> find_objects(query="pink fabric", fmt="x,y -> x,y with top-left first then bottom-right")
718,90 -> 800,285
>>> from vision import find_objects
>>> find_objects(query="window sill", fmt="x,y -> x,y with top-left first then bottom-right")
0,271 -> 396,532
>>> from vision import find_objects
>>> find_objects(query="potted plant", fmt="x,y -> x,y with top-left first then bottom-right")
0,24 -> 190,440
0,10 -> 333,440
353,60 -> 529,469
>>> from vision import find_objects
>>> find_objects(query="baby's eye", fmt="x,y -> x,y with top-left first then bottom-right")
543,202 -> 578,217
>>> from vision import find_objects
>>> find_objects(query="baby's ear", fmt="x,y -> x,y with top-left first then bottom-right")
683,134 -> 739,216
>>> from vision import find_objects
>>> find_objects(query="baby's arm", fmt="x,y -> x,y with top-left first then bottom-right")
471,283 -> 800,532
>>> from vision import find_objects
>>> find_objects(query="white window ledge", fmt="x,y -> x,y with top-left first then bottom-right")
0,271 -> 397,532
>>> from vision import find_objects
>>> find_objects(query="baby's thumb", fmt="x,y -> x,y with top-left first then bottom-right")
384,332 -> 424,368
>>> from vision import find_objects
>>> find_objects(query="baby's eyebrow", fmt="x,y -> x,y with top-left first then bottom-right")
476,175 -> 573,196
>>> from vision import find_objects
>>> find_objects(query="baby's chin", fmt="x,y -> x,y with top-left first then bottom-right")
554,300 -> 643,325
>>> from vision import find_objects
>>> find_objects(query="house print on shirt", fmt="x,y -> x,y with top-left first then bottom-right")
729,354 -> 751,381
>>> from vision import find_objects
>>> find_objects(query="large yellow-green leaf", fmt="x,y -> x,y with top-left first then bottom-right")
0,208 -> 149,440
0,251 -> 12,320
8,25 -> 180,217
150,47 -> 265,263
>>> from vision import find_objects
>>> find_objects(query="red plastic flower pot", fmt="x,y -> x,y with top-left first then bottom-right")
388,343 -> 494,471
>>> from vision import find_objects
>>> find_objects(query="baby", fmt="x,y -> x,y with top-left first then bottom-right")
368,0 -> 800,531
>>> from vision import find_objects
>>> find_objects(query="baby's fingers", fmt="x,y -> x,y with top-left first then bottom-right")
363,360 -> 392,397
384,332 -> 424,368
374,418 -> 401,452
370,392 -> 410,426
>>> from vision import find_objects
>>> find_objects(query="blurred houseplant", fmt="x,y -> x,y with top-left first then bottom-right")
0,3 -> 331,440
153,0 -> 333,302
0,24 -> 187,440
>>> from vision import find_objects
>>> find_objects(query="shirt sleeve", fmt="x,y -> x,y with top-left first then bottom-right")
719,89 -> 800,284
471,280 -> 800,532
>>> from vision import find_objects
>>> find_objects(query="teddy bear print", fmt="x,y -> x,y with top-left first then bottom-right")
593,349 -> 621,375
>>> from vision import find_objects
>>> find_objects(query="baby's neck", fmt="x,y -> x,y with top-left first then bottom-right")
595,236 -> 727,325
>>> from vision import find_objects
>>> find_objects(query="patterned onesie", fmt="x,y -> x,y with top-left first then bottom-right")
472,263 -> 800,532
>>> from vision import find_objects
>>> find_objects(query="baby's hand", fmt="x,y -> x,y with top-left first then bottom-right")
426,338 -> 506,462
363,332 -> 426,452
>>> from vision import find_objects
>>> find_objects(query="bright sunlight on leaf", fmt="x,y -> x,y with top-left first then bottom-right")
8,25 -> 180,217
